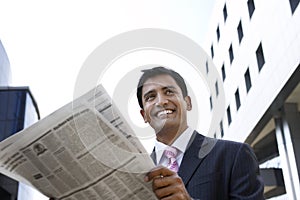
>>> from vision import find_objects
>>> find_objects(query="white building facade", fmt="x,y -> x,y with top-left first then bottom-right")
204,0 -> 300,199
0,40 -> 11,86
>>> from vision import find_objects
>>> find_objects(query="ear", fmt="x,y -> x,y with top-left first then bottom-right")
140,109 -> 148,123
184,96 -> 192,111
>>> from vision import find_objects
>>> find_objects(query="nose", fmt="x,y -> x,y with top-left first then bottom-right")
155,93 -> 168,106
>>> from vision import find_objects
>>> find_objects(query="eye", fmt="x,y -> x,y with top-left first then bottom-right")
144,94 -> 156,102
165,89 -> 174,95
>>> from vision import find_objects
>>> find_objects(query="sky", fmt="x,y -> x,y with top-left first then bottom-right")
0,1 -> 216,198
0,0 -> 215,116
0,0 -> 217,137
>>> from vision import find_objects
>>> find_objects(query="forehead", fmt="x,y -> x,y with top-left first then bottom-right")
142,74 -> 180,93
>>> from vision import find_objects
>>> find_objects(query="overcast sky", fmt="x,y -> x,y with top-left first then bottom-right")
0,0 -> 215,116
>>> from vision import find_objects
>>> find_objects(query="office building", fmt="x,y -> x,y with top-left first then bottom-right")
0,40 -> 11,86
204,1 -> 300,199
0,40 -> 43,199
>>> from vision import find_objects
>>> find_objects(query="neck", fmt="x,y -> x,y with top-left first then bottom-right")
156,125 -> 188,145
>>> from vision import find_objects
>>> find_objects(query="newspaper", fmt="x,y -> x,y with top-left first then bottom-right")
0,85 -> 157,200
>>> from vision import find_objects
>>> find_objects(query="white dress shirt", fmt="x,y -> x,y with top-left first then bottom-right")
155,127 -> 194,168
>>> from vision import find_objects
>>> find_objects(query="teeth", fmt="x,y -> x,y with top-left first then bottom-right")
157,110 -> 173,117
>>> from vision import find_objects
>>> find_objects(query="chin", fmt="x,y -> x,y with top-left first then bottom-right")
156,122 -> 178,134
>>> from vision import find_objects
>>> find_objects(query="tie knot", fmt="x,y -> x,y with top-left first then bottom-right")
164,146 -> 178,159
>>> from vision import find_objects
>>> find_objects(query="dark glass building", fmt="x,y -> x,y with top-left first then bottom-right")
0,40 -> 42,199
0,87 -> 40,200
0,87 -> 40,140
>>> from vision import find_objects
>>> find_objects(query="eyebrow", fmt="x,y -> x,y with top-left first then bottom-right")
143,85 -> 177,99
163,85 -> 177,91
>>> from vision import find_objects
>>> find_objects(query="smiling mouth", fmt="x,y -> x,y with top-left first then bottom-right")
157,109 -> 174,117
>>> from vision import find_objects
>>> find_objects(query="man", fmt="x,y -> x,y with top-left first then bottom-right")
137,66 -> 264,200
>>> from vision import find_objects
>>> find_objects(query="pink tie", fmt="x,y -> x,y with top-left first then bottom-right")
164,146 -> 179,172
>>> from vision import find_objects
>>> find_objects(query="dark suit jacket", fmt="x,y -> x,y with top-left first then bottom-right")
151,131 -> 264,200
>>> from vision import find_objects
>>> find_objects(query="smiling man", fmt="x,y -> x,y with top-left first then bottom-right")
139,72 -> 191,145
137,66 -> 264,200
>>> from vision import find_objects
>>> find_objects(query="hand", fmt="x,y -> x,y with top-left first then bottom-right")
144,166 -> 192,200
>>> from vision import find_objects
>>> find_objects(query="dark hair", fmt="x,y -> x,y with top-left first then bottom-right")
137,66 -> 188,109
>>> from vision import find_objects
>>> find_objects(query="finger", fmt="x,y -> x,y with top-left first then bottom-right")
160,194 -> 178,200
154,185 -> 175,199
152,174 -> 182,190
144,166 -> 166,182
145,166 -> 175,182
153,183 -> 184,199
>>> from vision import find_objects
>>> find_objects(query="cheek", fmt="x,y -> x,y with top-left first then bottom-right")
143,105 -> 152,117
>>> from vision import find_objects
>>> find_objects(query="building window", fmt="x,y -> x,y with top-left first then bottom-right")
223,4 -> 228,22
289,0 -> 300,14
227,106 -> 232,125
211,44 -> 214,58
216,26 -> 220,41
247,0 -> 255,19
244,68 -> 252,92
221,64 -> 226,81
237,20 -> 244,43
229,44 -> 234,64
206,60 -> 209,74
235,89 -> 241,110
220,120 -> 224,137
256,42 -> 265,71
209,96 -> 213,110
215,80 -> 219,97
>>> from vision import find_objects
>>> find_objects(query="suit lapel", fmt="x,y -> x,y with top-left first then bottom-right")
149,131 -> 218,186
150,148 -> 157,165
178,131 -> 218,185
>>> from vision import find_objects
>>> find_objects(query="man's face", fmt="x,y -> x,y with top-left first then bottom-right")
140,74 -> 192,135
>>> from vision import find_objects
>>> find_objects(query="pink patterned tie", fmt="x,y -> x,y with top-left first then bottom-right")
164,146 -> 179,172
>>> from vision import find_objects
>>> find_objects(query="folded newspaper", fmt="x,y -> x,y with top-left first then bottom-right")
0,85 -> 157,200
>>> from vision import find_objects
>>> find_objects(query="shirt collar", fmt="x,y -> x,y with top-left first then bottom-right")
155,127 -> 194,164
